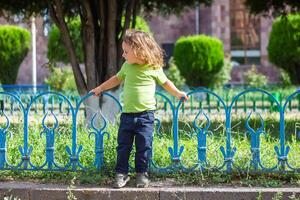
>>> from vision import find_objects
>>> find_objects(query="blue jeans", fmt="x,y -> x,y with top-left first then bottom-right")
115,110 -> 154,174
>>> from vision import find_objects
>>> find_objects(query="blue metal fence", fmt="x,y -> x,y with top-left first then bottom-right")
0,88 -> 300,173
1,84 -> 50,94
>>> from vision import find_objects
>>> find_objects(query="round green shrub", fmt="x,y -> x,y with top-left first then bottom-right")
0,26 -> 30,84
174,35 -> 224,87
268,14 -> 300,85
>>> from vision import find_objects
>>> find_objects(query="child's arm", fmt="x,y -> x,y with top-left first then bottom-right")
161,80 -> 188,101
91,75 -> 123,96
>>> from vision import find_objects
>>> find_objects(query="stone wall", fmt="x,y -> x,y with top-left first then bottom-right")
147,8 -> 197,45
210,0 -> 231,54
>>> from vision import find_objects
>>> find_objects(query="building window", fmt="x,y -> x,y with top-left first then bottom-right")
230,0 -> 260,66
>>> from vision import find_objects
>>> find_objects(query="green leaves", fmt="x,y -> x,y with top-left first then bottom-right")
44,66 -> 77,93
268,14 -> 300,84
0,26 -> 30,84
165,57 -> 186,89
47,17 -> 83,64
245,0 -> 300,17
244,65 -> 268,88
174,35 -> 224,87
48,16 -> 151,64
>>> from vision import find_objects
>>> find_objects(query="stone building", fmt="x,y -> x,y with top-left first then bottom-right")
148,0 -> 280,83
0,0 -> 280,85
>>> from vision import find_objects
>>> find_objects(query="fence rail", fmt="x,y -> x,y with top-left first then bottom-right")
0,88 -> 300,173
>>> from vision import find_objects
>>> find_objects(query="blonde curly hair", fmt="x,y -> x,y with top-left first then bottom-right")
123,29 -> 164,68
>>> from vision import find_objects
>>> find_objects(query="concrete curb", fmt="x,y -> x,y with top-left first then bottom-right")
0,182 -> 300,200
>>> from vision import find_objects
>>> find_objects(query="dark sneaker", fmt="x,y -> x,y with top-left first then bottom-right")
136,172 -> 150,188
113,173 -> 130,188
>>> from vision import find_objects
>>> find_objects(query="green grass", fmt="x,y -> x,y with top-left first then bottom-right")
1,114 -> 300,187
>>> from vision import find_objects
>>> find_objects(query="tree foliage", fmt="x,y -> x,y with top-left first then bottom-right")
245,0 -> 300,16
164,57 -> 186,89
47,17 -> 83,64
244,65 -> 268,88
48,16 -> 151,64
44,66 -> 77,93
268,14 -> 300,84
174,35 -> 224,87
0,26 -> 30,84
213,57 -> 232,88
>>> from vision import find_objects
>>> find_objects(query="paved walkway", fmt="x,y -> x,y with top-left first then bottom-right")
0,181 -> 300,200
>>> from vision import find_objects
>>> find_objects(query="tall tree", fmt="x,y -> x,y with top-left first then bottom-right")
0,0 -> 212,96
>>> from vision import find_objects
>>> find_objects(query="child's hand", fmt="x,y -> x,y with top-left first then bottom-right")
90,86 -> 102,96
176,91 -> 189,102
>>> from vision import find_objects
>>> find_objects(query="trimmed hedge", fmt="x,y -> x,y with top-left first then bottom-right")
174,35 -> 224,87
0,26 -> 30,84
268,14 -> 300,85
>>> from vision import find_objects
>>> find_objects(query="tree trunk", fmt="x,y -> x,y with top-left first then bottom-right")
117,0 -> 135,68
99,0 -> 122,121
81,0 -> 97,90
106,0 -> 117,79
286,64 -> 300,85
79,1 -> 101,124
49,0 -> 87,96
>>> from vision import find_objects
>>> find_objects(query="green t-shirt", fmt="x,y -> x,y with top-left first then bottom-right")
116,62 -> 168,113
